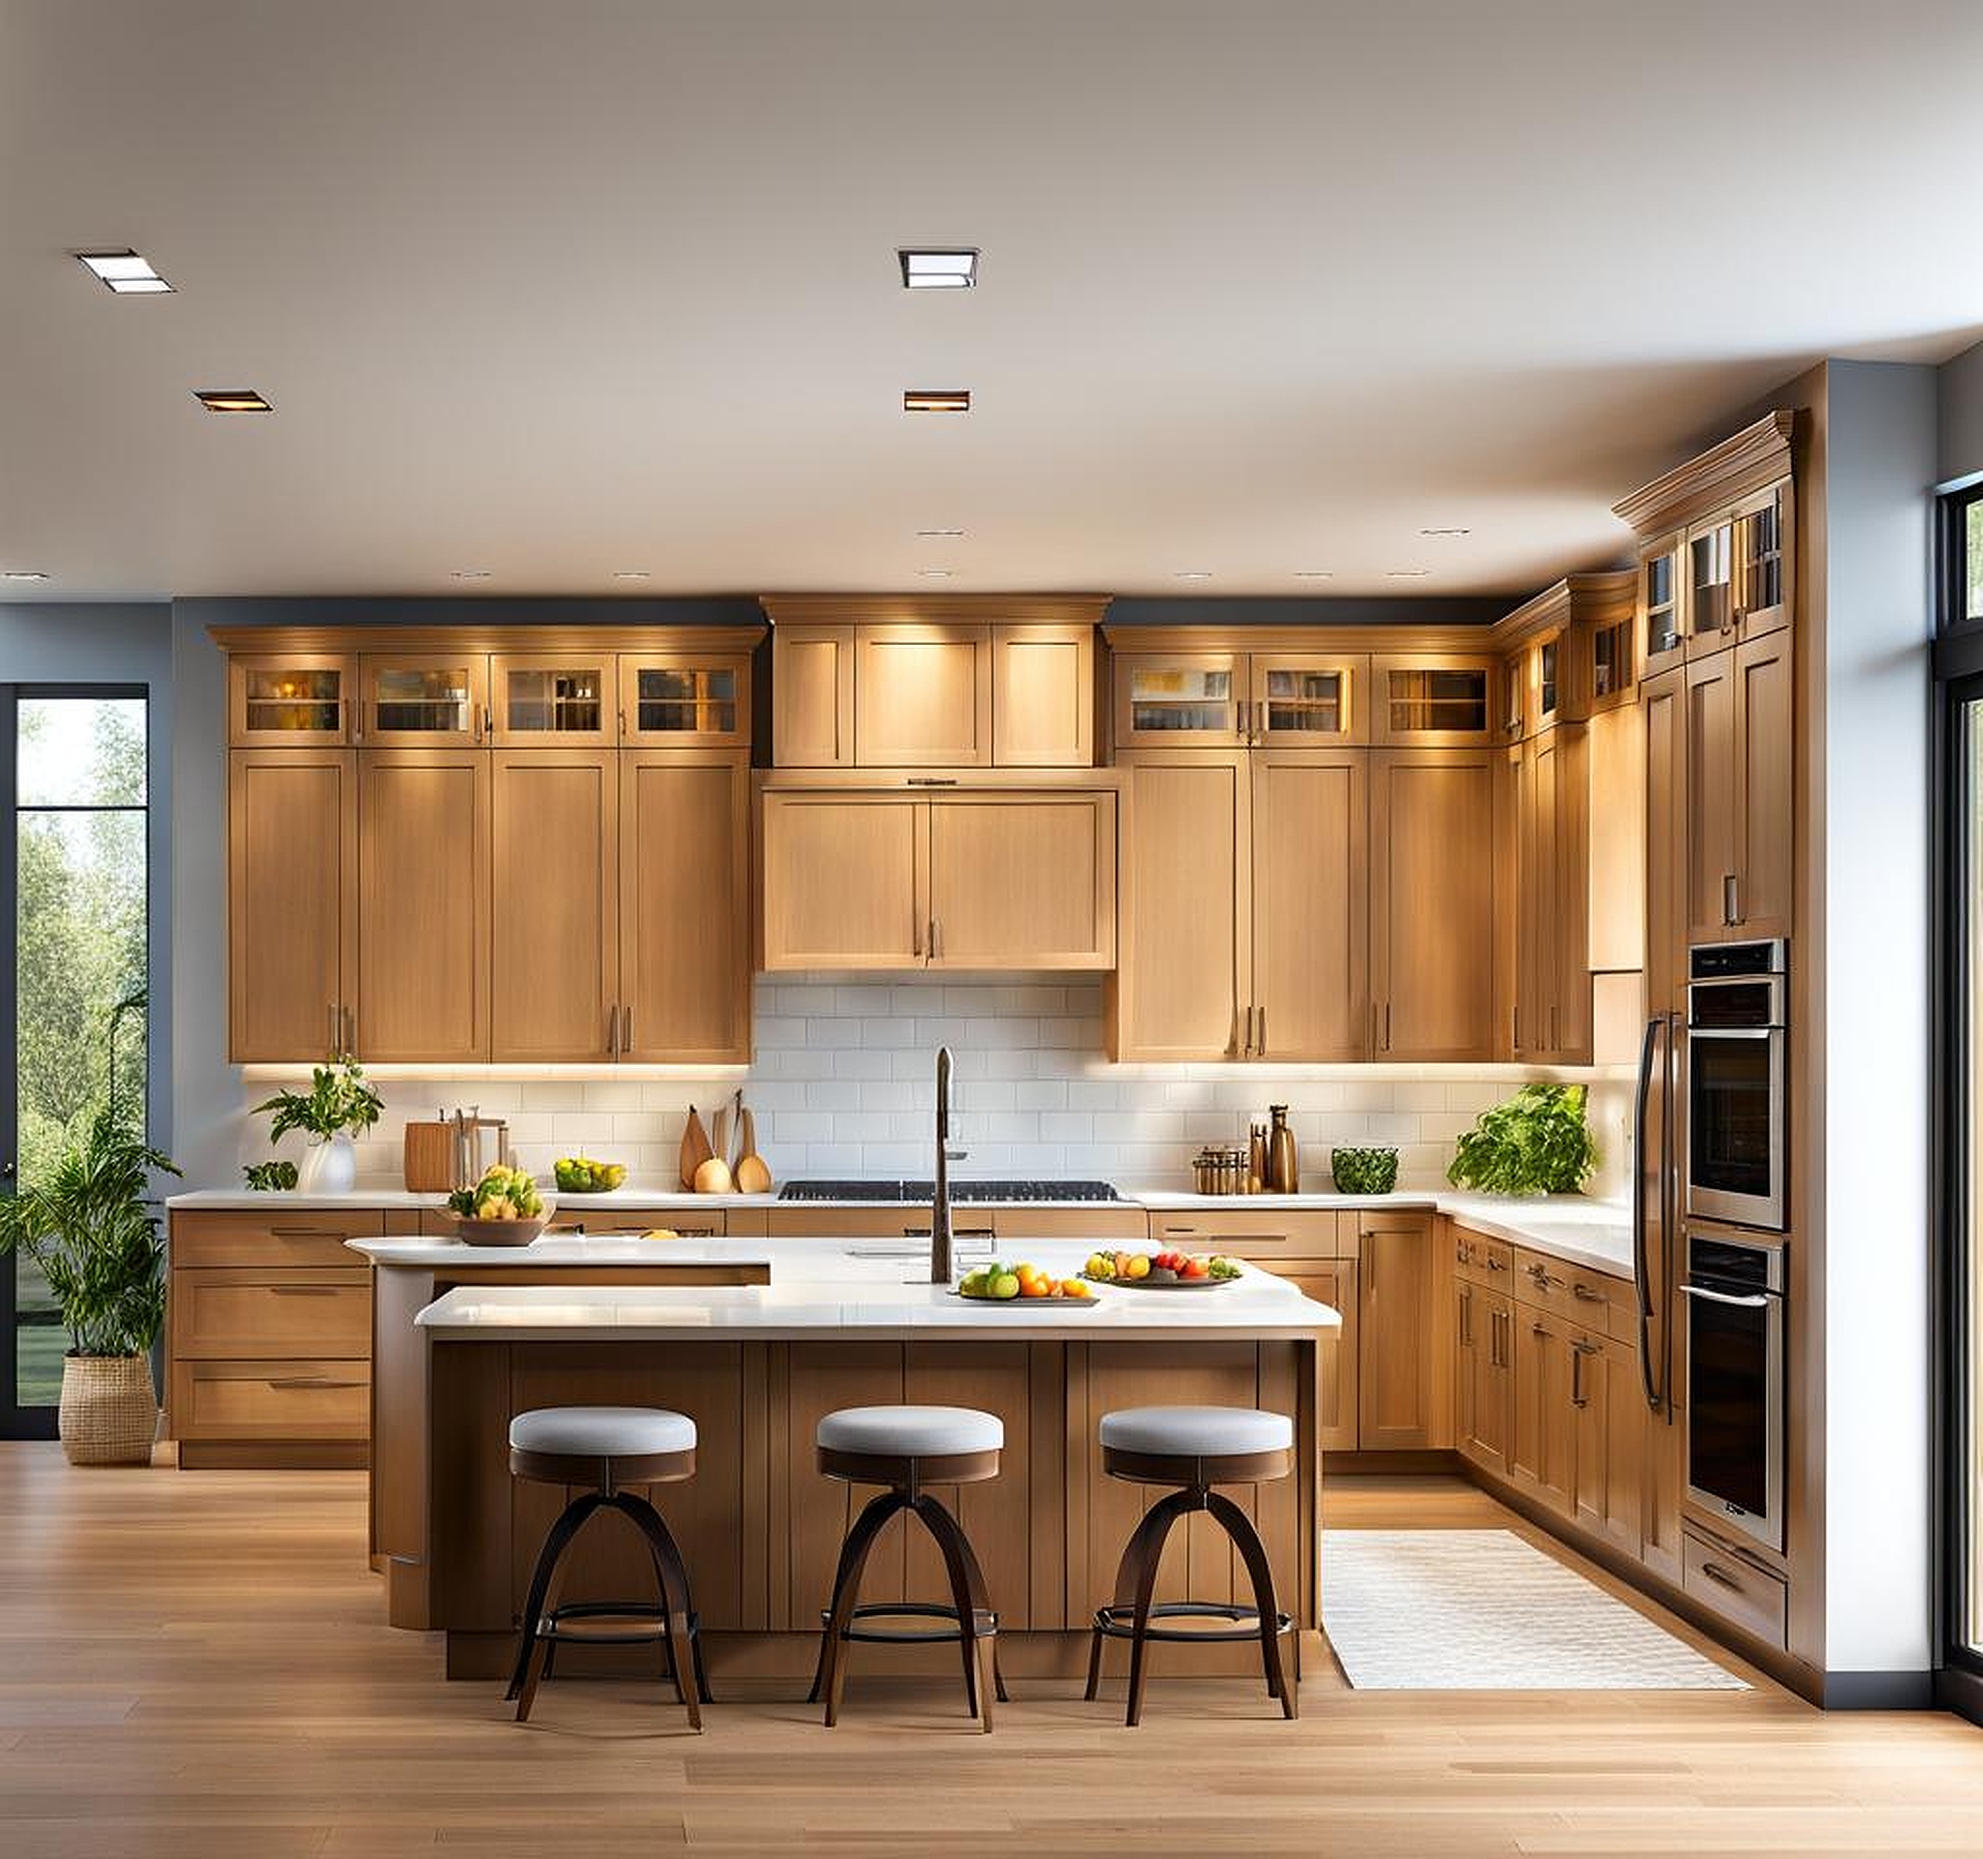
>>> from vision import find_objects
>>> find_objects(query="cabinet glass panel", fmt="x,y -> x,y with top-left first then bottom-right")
1538,641 -> 1559,719
243,667 -> 344,737
503,666 -> 605,736
1260,667 -> 1343,735
1499,661 -> 1526,738
1128,664 -> 1233,734
373,667 -> 473,735
1592,618 -> 1632,699
1645,549 -> 1682,657
1738,496 -> 1784,616
1384,666 -> 1487,735
1689,524 -> 1733,638
635,665 -> 737,736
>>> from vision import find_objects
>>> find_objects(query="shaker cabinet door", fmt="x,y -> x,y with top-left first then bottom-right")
1251,751 -> 1367,1059
759,792 -> 926,970
926,792 -> 1116,969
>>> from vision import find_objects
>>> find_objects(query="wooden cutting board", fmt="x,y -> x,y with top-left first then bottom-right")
403,1120 -> 455,1192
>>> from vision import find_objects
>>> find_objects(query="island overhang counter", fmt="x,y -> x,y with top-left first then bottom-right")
360,1237 -> 1339,1685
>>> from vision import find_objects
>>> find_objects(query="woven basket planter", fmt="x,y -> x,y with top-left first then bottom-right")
58,1354 -> 159,1466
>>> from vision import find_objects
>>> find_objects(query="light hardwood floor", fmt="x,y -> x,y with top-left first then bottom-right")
2,1445 -> 1978,1857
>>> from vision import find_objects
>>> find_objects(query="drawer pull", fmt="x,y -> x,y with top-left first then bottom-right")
1699,1560 -> 1746,1593
1572,1283 -> 1605,1303
269,1227 -> 344,1239
267,1284 -> 343,1296
264,1376 -> 365,1391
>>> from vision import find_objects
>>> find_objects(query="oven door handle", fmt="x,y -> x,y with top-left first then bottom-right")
1633,1013 -> 1664,1412
1678,1284 -> 1771,1309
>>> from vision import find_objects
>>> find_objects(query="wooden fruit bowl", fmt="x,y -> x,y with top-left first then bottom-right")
452,1214 -> 550,1248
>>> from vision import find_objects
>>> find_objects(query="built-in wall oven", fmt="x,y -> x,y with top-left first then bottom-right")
1685,939 -> 1787,1231
1681,1229 -> 1786,1553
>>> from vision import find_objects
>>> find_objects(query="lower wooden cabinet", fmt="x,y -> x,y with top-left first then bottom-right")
1509,1307 -> 1577,1513
1682,1525 -> 1788,1649
1357,1212 -> 1447,1450
1454,1277 -> 1512,1472
1278,1261 -> 1360,1451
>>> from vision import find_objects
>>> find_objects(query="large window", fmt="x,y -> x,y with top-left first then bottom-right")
2,687 -> 150,1432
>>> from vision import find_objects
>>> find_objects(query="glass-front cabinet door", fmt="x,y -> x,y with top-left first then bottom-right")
616,654 -> 750,746
1112,653 -> 1245,748
359,653 -> 489,745
1368,654 -> 1495,746
1733,478 -> 1792,642
1248,653 -> 1367,745
1498,653 -> 1529,742
1686,514 -> 1736,656
227,653 -> 354,747
1591,608 -> 1635,708
490,653 -> 616,745
1642,531 -> 1686,675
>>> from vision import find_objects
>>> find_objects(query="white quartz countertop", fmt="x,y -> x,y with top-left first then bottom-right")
167,1182 -> 784,1211
413,1244 -> 1341,1342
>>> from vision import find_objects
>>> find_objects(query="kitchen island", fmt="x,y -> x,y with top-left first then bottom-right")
359,1235 -> 1338,1684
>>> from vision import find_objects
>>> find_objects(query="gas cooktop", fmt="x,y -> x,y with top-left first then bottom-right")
777,1179 -> 1123,1204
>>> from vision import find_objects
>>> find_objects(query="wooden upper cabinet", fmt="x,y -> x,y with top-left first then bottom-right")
1251,751 -> 1368,1060
771,623 -> 855,767
355,748 -> 490,1062
488,749 -> 617,1061
759,792 -> 925,969
1683,650 -> 1740,946
228,654 -> 354,747
1641,666 -> 1689,1015
358,652 -> 489,747
1683,513 -> 1736,659
1732,630 -> 1793,940
1369,654 -> 1496,747
1640,531 -> 1687,678
617,653 -> 750,748
1249,652 -> 1368,747
621,752 -> 751,1062
227,749 -> 357,1062
1110,753 -> 1249,1060
854,623 -> 992,766
991,623 -> 1094,766
927,793 -> 1116,969
1510,725 -> 1591,1064
1112,652 -> 1246,749
489,654 -> 616,747
1370,747 -> 1499,1060
1733,477 -> 1792,642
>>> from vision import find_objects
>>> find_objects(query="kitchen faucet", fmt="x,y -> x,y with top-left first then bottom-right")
930,1046 -> 968,1285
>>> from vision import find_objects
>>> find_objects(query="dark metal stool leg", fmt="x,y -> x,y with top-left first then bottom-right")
613,1493 -> 705,1733
1208,1490 -> 1296,1720
515,1502 -> 603,1723
818,1489 -> 910,1727
506,1491 -> 605,1709
940,1502 -> 1011,1705
912,1493 -> 995,1733
1086,1490 -> 1191,1719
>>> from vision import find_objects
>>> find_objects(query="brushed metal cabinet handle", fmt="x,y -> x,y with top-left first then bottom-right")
269,1227 -> 343,1239
1700,1560 -> 1745,1592
1723,873 -> 1739,926
267,1284 -> 341,1297
621,1005 -> 632,1052
1257,1006 -> 1267,1056
266,1375 -> 365,1391
607,1003 -> 618,1058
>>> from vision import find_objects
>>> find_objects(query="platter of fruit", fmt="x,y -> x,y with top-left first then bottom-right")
448,1164 -> 550,1246
1080,1249 -> 1244,1290
952,1260 -> 1098,1306
553,1155 -> 627,1193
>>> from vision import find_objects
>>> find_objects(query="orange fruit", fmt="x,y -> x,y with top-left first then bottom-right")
1020,1276 -> 1050,1298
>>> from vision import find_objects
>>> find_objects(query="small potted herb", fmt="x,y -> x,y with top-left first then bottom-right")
253,1060 -> 384,1194
1447,1083 -> 1598,1197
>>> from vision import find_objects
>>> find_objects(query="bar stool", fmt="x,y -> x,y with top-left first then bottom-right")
504,1405 -> 710,1730
1084,1405 -> 1298,1726
807,1404 -> 1007,1732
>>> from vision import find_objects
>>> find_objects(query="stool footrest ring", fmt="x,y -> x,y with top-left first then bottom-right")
823,1601 -> 998,1645
538,1601 -> 703,1648
1092,1600 -> 1293,1645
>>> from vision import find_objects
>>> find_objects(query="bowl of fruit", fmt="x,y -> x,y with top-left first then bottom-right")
448,1164 -> 552,1245
1081,1249 -> 1244,1290
553,1155 -> 627,1194
954,1260 -> 1097,1306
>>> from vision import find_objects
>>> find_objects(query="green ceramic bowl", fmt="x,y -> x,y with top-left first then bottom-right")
1330,1146 -> 1400,1196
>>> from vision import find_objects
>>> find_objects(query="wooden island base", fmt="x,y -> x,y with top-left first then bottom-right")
417,1336 -> 1320,1685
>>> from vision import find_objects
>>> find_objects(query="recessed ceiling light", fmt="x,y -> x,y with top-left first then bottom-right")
917,568 -> 954,579
450,569 -> 492,581
915,527 -> 966,538
195,388 -> 272,414
1173,570 -> 1213,580
3,570 -> 49,582
1419,527 -> 1471,537
1293,570 -> 1334,580
903,389 -> 970,413
75,248 -> 173,294
611,570 -> 651,581
1386,568 -> 1431,578
898,248 -> 979,289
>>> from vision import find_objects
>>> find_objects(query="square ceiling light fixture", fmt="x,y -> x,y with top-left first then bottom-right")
195,388 -> 273,414
903,389 -> 970,413
74,247 -> 173,293
898,247 -> 978,289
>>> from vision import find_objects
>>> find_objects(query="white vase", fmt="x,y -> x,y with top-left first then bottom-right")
300,1132 -> 357,1194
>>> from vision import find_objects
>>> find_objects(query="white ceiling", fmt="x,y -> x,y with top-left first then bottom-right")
4,0 -> 1981,604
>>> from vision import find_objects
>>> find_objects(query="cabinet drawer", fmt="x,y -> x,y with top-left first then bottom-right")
1511,1246 -> 1632,1333
540,1208 -> 728,1240
1149,1210 -> 1348,1260
1682,1528 -> 1786,1649
172,1357 -> 372,1441
172,1268 -> 371,1358
1452,1227 -> 1515,1288
171,1210 -> 382,1268
990,1208 -> 1149,1242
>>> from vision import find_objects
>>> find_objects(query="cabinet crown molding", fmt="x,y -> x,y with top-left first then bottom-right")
760,593 -> 1109,628
1488,570 -> 1636,653
1611,410 -> 1796,539
1100,622 -> 1494,656
208,623 -> 766,655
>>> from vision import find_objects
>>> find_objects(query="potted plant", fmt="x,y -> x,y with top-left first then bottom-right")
0,1104 -> 180,1464
253,1060 -> 383,1193
1447,1083 -> 1599,1197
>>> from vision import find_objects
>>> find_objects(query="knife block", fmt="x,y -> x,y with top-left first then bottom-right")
403,1120 -> 456,1193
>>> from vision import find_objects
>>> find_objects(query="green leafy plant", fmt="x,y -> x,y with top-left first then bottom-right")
243,1160 -> 300,1192
0,1104 -> 179,1357
1447,1083 -> 1598,1196
253,1061 -> 383,1144
1330,1146 -> 1400,1195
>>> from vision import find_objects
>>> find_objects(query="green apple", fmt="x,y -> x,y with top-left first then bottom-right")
991,1273 -> 1021,1301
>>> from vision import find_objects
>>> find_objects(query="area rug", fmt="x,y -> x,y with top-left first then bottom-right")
1321,1528 -> 1748,1690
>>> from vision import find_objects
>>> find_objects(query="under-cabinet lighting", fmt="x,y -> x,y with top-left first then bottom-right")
194,388 -> 272,414
903,389 -> 970,413
75,248 -> 174,293
898,248 -> 979,289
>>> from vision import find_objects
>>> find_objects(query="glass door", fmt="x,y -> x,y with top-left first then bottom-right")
1,687 -> 151,1438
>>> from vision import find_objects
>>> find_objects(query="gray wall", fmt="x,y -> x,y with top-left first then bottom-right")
1,603 -> 175,1151
1938,336 -> 1983,485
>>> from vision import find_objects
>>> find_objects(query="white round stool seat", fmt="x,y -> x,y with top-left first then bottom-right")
509,1406 -> 696,1458
1099,1406 -> 1293,1458
817,1404 -> 1003,1458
